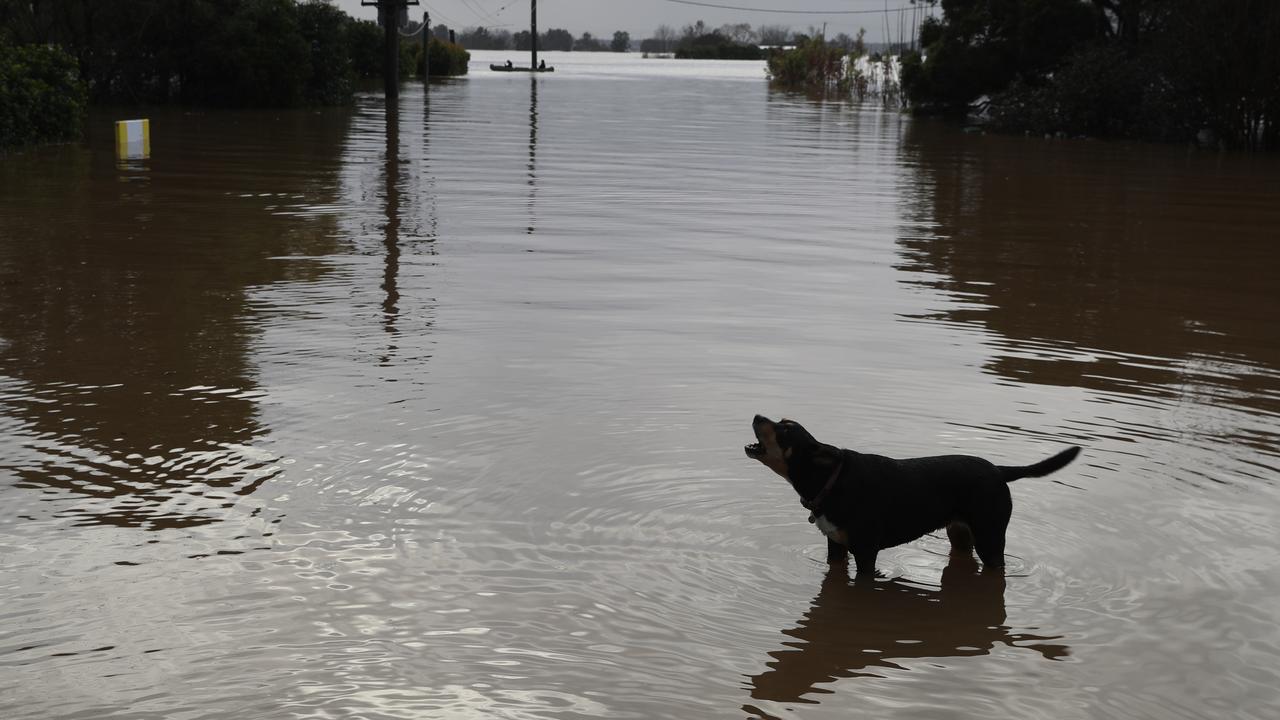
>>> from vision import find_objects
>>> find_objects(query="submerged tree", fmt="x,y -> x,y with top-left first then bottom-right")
765,35 -> 849,93
902,0 -> 1280,150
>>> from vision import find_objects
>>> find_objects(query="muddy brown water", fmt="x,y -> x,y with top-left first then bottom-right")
2,51 -> 1278,719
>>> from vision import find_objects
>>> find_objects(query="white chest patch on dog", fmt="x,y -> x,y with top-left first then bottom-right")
814,514 -> 840,540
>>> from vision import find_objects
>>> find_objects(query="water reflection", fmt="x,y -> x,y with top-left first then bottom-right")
381,98 -> 402,361
745,557 -> 1067,714
527,76 -> 538,235
897,123 -> 1280,432
0,109 -> 350,529
3,54 -> 1278,720
418,85 -> 440,245
327,91 -> 438,374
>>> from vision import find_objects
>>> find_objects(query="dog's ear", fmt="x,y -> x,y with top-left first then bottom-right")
811,446 -> 841,468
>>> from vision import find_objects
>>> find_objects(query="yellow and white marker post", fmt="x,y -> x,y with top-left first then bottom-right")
114,119 -> 151,160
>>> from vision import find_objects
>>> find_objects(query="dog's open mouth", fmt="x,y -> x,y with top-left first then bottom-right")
744,441 -> 764,458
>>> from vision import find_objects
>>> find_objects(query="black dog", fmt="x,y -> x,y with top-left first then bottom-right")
745,415 -> 1080,574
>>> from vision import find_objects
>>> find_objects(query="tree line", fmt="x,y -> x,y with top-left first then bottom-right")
6,0 -> 352,106
637,21 -> 858,54
0,0 -> 472,147
902,0 -> 1280,151
452,19 -> 831,56
453,25 -> 631,53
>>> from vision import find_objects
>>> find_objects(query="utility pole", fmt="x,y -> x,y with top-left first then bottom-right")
362,0 -> 420,100
383,1 -> 398,100
531,0 -> 538,70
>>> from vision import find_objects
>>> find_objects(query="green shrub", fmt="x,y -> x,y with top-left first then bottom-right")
902,0 -> 1097,115
906,0 -> 1279,150
898,50 -> 924,100
348,19 -> 384,79
0,42 -> 88,148
2,0 -> 481,109
298,0 -> 354,105
420,37 -> 470,77
675,33 -> 762,60
1043,45 -> 1172,139
988,45 -> 1184,142
179,0 -> 310,106
675,43 -> 762,60
398,36 -> 416,79
766,36 -> 848,93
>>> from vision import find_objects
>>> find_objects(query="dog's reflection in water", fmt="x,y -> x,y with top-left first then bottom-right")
744,556 -> 1068,715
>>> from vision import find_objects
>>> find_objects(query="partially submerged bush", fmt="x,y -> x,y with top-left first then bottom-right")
675,33 -> 763,60
907,0 -> 1280,150
347,18 -> 385,80
417,37 -> 470,77
902,0 -> 1097,115
298,0 -> 353,105
988,45 -> 1183,142
766,36 -> 849,93
0,42 -> 88,148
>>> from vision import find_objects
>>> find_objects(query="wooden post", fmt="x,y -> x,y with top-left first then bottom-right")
383,0 -> 399,100
531,0 -> 538,70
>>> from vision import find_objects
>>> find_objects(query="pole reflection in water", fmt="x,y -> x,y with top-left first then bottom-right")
421,81 -> 439,243
381,97 -> 402,365
527,75 -> 538,235
744,557 -> 1069,717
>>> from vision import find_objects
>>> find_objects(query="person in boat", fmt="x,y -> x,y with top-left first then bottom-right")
538,59 -> 546,70
505,59 -> 513,68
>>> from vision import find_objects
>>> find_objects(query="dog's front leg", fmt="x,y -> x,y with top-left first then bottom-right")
850,546 -> 878,576
825,538 -> 848,565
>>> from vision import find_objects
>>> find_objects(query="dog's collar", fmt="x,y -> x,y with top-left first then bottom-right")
803,454 -> 844,524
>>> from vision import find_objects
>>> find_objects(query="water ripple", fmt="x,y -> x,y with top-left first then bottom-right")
2,51 -> 1279,720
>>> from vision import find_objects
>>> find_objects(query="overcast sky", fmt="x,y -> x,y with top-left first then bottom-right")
333,0 -> 933,44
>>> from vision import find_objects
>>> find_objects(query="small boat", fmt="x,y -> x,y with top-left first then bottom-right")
490,63 -> 555,72
488,1 -> 554,73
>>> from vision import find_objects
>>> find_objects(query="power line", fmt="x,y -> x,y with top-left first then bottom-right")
459,0 -> 501,24
448,0 -> 523,29
663,0 -> 919,14
420,2 -> 463,28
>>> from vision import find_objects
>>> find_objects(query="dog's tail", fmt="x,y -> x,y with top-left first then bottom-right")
1000,446 -> 1081,482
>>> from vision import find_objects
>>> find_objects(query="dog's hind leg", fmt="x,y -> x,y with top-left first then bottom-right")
972,519 -> 1009,569
946,521 -> 974,556
851,548 -> 878,576
971,489 -> 1012,569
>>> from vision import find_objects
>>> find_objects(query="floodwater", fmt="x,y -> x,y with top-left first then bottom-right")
2,50 -> 1278,719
